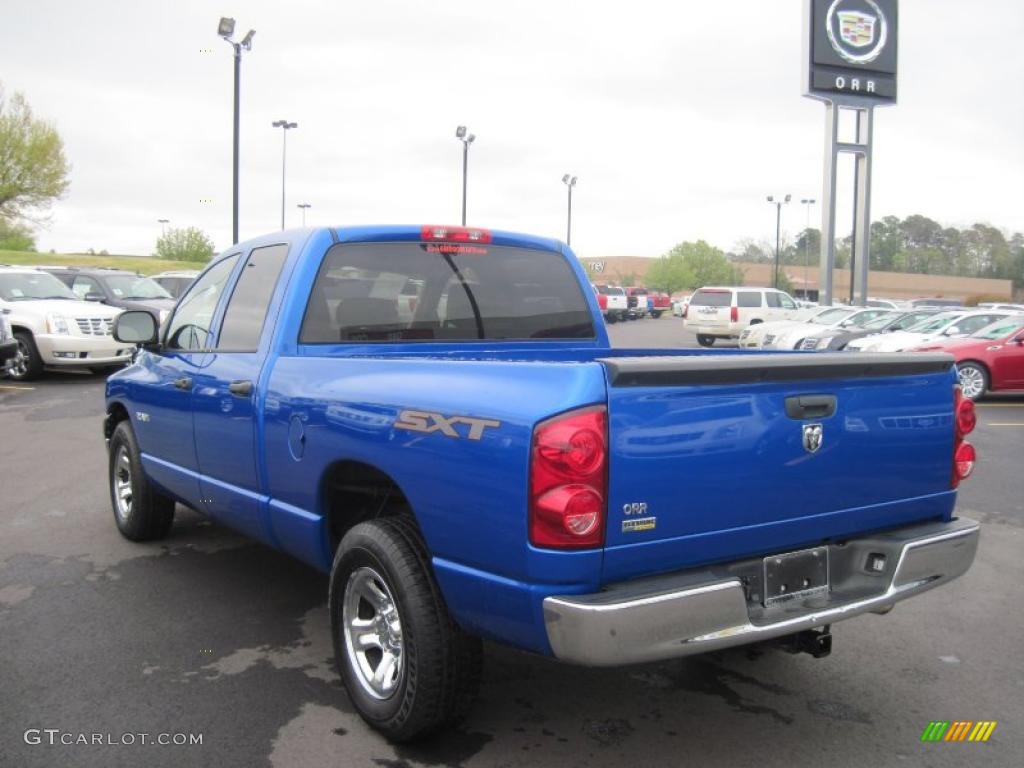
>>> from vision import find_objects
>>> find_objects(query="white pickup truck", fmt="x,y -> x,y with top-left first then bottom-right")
593,284 -> 629,323
0,267 -> 129,380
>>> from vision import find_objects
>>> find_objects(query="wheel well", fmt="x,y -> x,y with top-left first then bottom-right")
11,325 -> 32,336
105,402 -> 130,440
322,461 -> 414,553
749,319 -> 763,325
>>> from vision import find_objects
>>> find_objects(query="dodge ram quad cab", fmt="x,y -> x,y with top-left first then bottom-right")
104,225 -> 980,742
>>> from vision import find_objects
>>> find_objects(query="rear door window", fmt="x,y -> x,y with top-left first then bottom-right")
689,290 -> 732,307
736,292 -> 761,308
300,242 -> 595,343
217,244 -> 290,351
765,292 -> 781,308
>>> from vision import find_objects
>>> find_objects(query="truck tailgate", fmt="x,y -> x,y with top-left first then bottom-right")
598,352 -> 959,583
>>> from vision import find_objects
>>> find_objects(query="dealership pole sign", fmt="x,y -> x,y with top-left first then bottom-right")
803,0 -> 898,306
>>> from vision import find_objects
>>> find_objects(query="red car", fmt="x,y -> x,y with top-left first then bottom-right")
912,316 -> 1024,400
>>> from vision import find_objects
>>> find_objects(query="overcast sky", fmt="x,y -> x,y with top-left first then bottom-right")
2,0 -> 1022,258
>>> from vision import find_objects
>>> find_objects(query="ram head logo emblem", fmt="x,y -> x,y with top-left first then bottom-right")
802,423 -> 824,454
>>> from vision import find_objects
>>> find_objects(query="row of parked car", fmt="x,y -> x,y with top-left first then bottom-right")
0,265 -> 198,381
591,285 -> 672,323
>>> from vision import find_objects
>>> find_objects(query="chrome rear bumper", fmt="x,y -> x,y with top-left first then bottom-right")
543,517 -> 979,666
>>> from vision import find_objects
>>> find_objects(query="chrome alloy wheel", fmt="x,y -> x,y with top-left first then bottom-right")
342,566 -> 404,700
113,445 -> 133,522
10,338 -> 29,379
957,365 -> 985,401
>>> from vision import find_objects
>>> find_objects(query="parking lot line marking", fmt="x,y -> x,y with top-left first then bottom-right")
0,384 -> 34,391
976,403 -> 1024,407
988,423 -> 1024,427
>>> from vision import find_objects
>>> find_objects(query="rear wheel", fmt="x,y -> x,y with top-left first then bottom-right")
9,332 -> 43,381
957,362 -> 989,401
330,517 -> 482,742
108,421 -> 175,540
605,313 -> 617,324
696,334 -> 715,347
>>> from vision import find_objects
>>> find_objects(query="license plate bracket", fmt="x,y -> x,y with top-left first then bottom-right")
763,546 -> 829,607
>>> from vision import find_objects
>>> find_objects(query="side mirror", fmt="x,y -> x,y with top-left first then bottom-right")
944,326 -> 961,335
1014,334 -> 1024,345
113,310 -> 159,345
85,292 -> 105,302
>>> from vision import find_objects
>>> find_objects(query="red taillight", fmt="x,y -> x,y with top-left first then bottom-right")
420,225 -> 493,243
730,305 -> 739,323
954,441 -> 976,481
682,305 -> 688,319
529,406 -> 607,549
951,386 -> 977,488
956,395 -> 976,437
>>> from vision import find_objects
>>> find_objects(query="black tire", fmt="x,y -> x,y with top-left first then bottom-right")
605,313 -> 617,324
9,331 -> 43,381
697,334 -> 715,347
956,362 -> 989,402
330,517 -> 482,742
651,310 -> 663,319
108,420 -> 175,541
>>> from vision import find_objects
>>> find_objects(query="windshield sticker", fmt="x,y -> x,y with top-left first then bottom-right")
10,288 -> 23,297
112,288 -> 124,296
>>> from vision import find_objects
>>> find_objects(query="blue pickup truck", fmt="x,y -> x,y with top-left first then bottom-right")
105,225 -> 980,741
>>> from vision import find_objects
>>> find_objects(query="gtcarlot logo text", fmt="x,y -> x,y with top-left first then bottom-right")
24,729 -> 203,747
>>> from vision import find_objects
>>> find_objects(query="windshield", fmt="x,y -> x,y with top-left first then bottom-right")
597,285 -> 624,296
0,272 -> 78,301
863,311 -> 908,330
971,318 -> 1024,340
905,312 -> 963,333
844,310 -> 893,328
810,308 -> 855,324
103,275 -> 172,299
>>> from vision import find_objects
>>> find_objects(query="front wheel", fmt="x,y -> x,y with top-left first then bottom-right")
9,332 -> 43,381
957,362 -> 989,401
108,421 -> 175,540
330,517 -> 482,742
696,334 -> 715,347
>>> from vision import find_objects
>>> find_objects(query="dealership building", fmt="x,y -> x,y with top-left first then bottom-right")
578,256 -> 1013,302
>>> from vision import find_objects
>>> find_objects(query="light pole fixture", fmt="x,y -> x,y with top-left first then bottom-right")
455,125 -> 475,226
271,120 -> 298,230
297,203 -> 311,226
561,174 -> 577,247
157,218 -> 169,237
800,198 -> 816,300
218,17 -> 255,245
766,194 -> 791,290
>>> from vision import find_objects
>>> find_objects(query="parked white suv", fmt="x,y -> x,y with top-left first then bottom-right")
0,267 -> 130,381
683,286 -> 800,346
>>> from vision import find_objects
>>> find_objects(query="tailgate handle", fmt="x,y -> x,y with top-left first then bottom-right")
785,395 -> 836,420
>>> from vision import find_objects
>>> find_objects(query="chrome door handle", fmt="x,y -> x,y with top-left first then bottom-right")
228,380 -> 253,397
173,376 -> 192,391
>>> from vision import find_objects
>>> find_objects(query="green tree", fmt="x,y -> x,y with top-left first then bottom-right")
156,226 -> 215,263
659,240 -> 743,289
0,84 -> 70,223
645,254 -> 695,295
0,219 -> 35,250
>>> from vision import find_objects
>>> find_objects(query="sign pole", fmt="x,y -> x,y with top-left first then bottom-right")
803,0 -> 897,307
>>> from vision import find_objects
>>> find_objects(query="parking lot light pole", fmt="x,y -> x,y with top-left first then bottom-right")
455,126 -> 475,226
767,194 -> 791,289
157,218 -> 169,237
562,175 -> 577,246
297,203 -> 311,226
800,198 -> 816,300
218,18 -> 255,245
272,120 -> 298,230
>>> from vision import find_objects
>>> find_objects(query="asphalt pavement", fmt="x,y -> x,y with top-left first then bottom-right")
1,318 -> 1021,767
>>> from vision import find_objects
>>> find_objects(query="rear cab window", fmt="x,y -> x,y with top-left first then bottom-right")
300,242 -> 595,343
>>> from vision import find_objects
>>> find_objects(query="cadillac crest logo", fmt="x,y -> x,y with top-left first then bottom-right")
802,423 -> 824,454
826,0 -> 888,64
